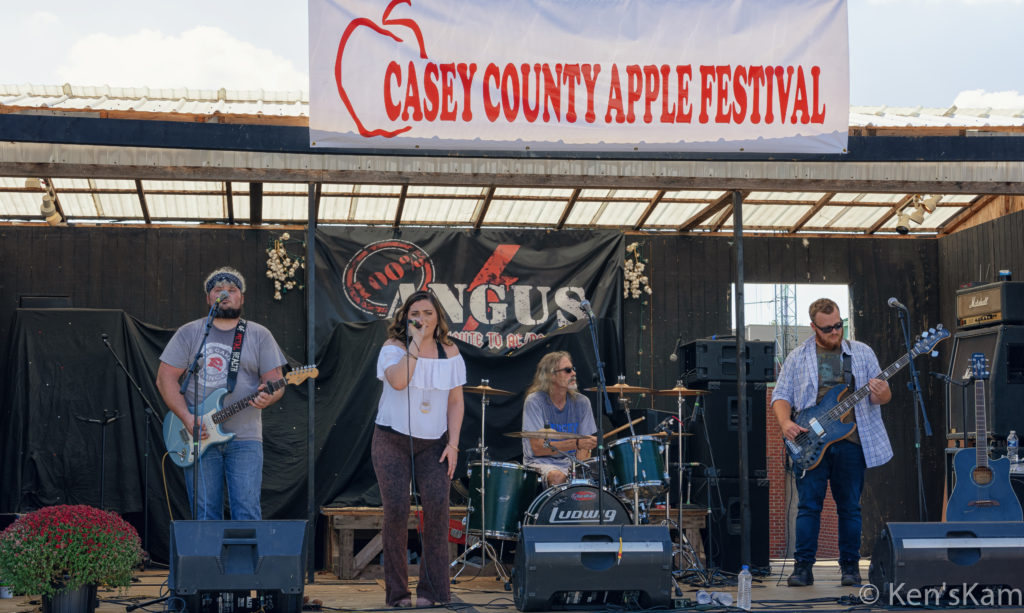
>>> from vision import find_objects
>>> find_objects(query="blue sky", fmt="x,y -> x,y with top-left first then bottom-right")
2,0 -> 1021,108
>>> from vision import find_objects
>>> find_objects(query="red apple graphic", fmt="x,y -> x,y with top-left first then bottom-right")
334,0 -> 428,138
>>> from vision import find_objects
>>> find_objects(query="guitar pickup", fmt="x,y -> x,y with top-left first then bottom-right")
178,429 -> 190,444
808,418 -> 825,437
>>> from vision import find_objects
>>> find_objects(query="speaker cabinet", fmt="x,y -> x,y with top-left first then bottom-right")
687,382 -> 767,478
869,522 -> 1024,603
680,339 -> 775,384
687,476 -> 769,573
512,525 -> 672,611
946,325 -> 1024,438
169,520 -> 307,613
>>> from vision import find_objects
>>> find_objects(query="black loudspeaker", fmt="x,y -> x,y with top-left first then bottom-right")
512,525 -> 673,611
869,522 -> 1024,604
680,339 -> 775,384
946,325 -> 1024,438
688,476 -> 769,573
688,382 -> 767,477
169,520 -> 307,613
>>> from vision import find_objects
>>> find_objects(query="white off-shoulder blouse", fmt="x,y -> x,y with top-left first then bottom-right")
375,343 -> 466,439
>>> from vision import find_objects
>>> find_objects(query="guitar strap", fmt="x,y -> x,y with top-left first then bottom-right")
842,352 -> 855,393
227,319 -> 247,393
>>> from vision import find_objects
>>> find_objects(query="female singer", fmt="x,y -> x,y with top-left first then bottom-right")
372,290 -> 465,607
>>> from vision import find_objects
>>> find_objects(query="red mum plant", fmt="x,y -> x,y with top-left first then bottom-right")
0,505 -> 142,597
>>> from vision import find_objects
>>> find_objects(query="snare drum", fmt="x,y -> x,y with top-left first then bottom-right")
523,483 -> 631,526
466,461 -> 541,539
606,435 -> 668,498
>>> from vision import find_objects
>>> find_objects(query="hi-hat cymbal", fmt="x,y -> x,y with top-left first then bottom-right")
654,385 -> 708,396
584,382 -> 653,394
463,384 -> 514,396
504,429 -> 589,440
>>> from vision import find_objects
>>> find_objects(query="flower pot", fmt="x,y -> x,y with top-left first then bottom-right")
42,583 -> 97,613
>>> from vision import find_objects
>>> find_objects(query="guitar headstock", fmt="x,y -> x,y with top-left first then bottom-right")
286,365 -> 319,385
911,324 -> 949,358
970,352 -> 990,381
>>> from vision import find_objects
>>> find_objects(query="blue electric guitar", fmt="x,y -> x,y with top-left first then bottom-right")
784,325 -> 949,473
163,365 -> 318,467
945,353 -> 1023,522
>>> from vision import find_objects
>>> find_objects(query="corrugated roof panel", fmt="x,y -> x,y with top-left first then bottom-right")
485,200 -> 565,225
0,191 -> 43,217
407,185 -> 486,198
94,193 -> 144,218
494,187 -> 575,200
832,192 -> 904,205
147,194 -> 224,220
748,191 -> 824,203
403,198 -> 475,224
826,205 -> 887,229
662,189 -> 726,202
263,194 -> 308,221
51,178 -> 91,190
57,192 -> 99,216
350,197 -> 398,222
563,201 -> 604,226
594,200 -> 648,227
643,201 -> 709,227
916,206 -> 963,229
743,203 -> 812,228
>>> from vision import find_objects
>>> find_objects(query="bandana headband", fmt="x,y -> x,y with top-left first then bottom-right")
206,272 -> 243,294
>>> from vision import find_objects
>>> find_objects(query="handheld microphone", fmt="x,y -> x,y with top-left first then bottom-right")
580,299 -> 595,319
101,333 -> 110,345
887,297 -> 908,311
215,290 -> 230,304
408,319 -> 422,330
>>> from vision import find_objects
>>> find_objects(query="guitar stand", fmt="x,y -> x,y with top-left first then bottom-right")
74,409 -> 121,510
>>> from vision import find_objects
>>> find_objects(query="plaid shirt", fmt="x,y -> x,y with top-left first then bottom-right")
773,335 -> 893,468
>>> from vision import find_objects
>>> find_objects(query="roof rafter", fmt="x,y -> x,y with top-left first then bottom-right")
938,194 -> 999,236
789,192 -> 836,233
865,194 -> 915,234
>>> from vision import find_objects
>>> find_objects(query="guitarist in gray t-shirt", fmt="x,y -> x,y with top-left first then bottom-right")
156,266 -> 286,520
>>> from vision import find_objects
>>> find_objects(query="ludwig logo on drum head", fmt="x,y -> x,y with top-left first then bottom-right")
571,490 -> 597,502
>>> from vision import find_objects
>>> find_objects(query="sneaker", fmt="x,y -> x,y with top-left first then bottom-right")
787,561 -> 814,587
840,563 -> 862,586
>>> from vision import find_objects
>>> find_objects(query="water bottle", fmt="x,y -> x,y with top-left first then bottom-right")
737,565 -> 752,611
1008,430 -> 1019,464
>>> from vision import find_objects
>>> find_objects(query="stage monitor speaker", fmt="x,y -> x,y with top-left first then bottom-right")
169,520 -> 307,613
869,522 -> 1024,605
946,325 -> 1024,438
687,382 -> 767,477
680,339 -> 776,384
512,525 -> 672,611
687,476 -> 769,573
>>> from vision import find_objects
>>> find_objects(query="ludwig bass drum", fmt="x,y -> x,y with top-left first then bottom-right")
523,483 -> 631,527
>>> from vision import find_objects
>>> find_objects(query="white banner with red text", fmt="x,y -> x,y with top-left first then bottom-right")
309,0 -> 849,153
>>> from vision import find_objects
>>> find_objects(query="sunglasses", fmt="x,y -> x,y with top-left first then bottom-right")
814,322 -> 844,333
554,366 -> 576,374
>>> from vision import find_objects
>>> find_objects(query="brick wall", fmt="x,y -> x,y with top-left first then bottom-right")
766,387 -> 839,559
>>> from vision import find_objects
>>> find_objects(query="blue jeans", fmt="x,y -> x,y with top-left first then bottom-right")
794,440 -> 866,565
184,439 -> 263,520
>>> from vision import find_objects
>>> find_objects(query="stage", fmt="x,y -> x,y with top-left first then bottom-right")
0,561 -> 888,613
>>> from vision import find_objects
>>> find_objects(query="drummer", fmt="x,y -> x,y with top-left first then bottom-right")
521,351 -> 598,486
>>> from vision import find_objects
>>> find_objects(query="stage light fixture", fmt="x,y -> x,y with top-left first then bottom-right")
29,178 -> 63,226
895,212 -> 912,234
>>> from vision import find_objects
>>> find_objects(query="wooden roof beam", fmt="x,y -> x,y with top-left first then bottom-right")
393,184 -> 408,229
632,190 -> 665,231
224,181 -> 235,224
473,186 -> 496,230
937,194 -> 998,236
556,188 -> 581,230
134,179 -> 151,224
249,182 -> 263,225
789,192 -> 836,233
679,190 -> 748,231
865,194 -> 915,234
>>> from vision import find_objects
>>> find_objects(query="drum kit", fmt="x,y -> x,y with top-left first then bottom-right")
452,377 -> 711,585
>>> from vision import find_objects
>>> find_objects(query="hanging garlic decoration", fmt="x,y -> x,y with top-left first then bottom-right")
265,232 -> 306,301
623,242 -> 652,300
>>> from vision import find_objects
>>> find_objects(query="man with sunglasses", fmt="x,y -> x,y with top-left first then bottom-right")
771,298 -> 892,588
521,351 -> 599,486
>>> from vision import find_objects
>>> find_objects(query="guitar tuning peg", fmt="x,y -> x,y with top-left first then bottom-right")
937,323 -> 944,330
931,351 -> 939,358
929,327 -> 936,334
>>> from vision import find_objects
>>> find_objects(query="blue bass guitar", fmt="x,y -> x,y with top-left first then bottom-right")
945,353 -> 1023,522
162,365 -> 318,468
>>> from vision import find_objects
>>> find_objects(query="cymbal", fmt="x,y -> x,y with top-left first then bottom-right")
649,431 -> 695,438
653,385 -> 708,396
584,382 -> 653,394
463,384 -> 514,396
504,429 -> 589,440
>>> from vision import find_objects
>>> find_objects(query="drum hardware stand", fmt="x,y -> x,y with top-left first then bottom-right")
614,387 -> 644,526
451,380 -> 509,583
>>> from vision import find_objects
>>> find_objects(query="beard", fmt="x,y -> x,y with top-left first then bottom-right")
816,332 -> 841,350
216,306 -> 242,319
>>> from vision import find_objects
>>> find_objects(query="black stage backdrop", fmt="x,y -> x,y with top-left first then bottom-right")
0,230 -> 626,566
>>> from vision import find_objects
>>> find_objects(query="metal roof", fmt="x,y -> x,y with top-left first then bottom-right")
2,84 -> 1023,234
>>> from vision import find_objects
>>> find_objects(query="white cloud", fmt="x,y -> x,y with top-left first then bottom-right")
953,89 -> 1024,108
56,26 -> 308,91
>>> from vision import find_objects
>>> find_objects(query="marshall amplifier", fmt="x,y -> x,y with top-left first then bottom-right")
956,281 -> 1024,329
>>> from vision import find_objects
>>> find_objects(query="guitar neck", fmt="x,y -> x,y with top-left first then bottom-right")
211,378 -> 286,424
828,352 -> 911,420
975,379 -> 989,468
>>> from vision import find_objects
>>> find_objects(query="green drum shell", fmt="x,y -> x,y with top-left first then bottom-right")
466,461 -> 540,539
606,435 -> 668,498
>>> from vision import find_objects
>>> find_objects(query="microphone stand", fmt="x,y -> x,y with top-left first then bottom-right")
179,298 -> 222,520
581,304 -> 613,525
102,333 -> 163,563
895,306 -> 932,522
930,371 -> 973,496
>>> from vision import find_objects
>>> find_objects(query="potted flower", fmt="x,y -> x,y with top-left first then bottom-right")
0,505 -> 142,610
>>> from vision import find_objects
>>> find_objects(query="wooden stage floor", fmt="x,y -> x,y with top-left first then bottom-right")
3,559 -> 1018,613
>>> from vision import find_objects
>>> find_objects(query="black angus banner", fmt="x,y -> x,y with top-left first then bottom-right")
314,228 -> 623,350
